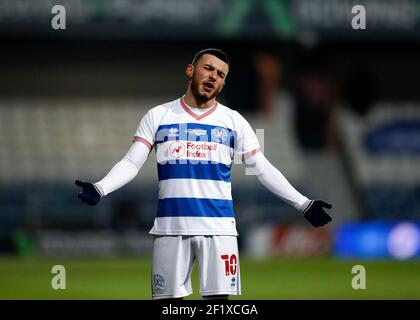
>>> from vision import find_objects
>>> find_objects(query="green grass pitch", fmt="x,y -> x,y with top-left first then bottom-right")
0,256 -> 419,299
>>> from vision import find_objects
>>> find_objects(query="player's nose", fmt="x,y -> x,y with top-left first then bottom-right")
208,72 -> 217,81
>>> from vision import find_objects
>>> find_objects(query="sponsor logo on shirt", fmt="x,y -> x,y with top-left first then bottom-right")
168,141 -> 218,159
185,128 -> 207,136
186,142 -> 217,158
169,141 -> 185,158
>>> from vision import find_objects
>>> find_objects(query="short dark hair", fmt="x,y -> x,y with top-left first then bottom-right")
192,48 -> 230,66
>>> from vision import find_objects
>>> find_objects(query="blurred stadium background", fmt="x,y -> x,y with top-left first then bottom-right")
0,0 -> 420,299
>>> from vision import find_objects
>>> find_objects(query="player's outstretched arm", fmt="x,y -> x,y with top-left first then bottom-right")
243,151 -> 332,227
75,141 -> 150,206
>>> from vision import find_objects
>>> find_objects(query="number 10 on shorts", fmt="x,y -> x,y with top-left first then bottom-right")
220,254 -> 237,276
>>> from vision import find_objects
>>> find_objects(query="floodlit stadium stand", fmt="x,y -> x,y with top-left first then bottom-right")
338,103 -> 420,220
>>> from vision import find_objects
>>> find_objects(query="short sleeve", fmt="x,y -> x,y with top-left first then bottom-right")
234,111 -> 261,159
132,107 -> 160,150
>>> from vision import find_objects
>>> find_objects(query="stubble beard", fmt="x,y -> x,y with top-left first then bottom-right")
190,74 -> 219,105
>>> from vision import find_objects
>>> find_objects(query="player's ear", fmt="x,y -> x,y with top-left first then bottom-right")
185,64 -> 194,79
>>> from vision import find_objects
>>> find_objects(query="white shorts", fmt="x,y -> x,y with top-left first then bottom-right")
151,235 -> 241,299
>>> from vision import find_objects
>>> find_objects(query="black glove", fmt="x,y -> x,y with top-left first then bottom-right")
302,200 -> 332,227
75,180 -> 101,206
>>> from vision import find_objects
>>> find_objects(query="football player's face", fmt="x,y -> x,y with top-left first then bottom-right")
188,54 -> 228,102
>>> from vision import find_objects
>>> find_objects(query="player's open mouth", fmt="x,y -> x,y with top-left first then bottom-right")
203,82 -> 214,92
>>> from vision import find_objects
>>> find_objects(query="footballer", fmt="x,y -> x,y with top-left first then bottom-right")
75,48 -> 332,300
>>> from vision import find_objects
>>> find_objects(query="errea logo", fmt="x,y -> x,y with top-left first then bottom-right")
169,141 -> 184,158
168,127 -> 179,137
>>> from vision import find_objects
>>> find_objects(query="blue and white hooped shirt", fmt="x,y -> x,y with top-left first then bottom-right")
133,97 -> 260,236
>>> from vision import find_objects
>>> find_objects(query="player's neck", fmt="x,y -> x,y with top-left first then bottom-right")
183,92 -> 215,110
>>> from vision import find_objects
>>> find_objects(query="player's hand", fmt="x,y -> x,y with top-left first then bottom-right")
302,200 -> 332,227
75,180 -> 101,206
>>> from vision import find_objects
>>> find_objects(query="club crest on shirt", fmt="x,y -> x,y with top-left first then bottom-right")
231,277 -> 236,287
211,127 -> 229,143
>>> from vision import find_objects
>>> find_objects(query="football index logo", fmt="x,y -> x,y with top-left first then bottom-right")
169,141 -> 184,158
